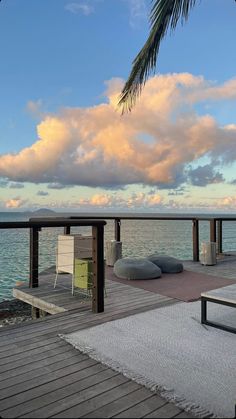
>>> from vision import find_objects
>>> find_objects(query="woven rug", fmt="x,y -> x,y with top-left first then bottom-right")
106,266 -> 236,302
61,301 -> 236,418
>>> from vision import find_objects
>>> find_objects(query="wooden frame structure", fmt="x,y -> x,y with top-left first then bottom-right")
0,218 -> 106,314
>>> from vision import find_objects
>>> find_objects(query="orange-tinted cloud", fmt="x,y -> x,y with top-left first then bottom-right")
57,192 -> 164,209
0,73 -> 236,189
5,198 -> 26,208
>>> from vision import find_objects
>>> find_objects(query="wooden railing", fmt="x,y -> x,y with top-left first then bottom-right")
0,218 -> 106,313
1,214 -> 236,314
66,214 -> 236,262
16,213 -> 236,264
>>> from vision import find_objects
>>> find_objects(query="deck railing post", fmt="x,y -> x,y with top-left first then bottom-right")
192,219 -> 199,262
210,219 -> 217,243
64,226 -> 71,235
115,218 -> 121,242
92,224 -> 104,313
217,220 -> 223,254
29,226 -> 40,288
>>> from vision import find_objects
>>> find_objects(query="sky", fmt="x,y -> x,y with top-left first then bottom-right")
0,0 -> 236,213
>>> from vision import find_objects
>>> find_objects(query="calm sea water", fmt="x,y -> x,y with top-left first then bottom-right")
0,212 -> 236,301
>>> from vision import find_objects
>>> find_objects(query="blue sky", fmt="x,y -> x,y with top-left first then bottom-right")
0,0 -> 236,212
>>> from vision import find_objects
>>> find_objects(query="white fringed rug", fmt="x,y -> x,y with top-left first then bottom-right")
61,301 -> 236,418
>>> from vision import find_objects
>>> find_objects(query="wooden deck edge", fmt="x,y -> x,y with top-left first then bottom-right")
13,288 -> 67,315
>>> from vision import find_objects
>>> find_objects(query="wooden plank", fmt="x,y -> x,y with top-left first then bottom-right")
0,289 -> 174,337
0,305 -> 90,339
112,395 -> 166,418
0,300 -> 174,350
0,357 -> 96,400
13,288 -> 67,314
0,299 -> 175,347
1,369 -> 120,418
174,412 -> 197,418
12,277 -> 167,320
52,381 -> 141,419
0,353 -> 85,391
0,336 -> 61,358
0,341 -> 71,373
0,361 -> 106,411
21,375 -> 131,418
77,387 -> 153,419
0,300 -> 174,349
0,278 -> 190,419
0,346 -> 77,381
143,402 -> 182,418
14,276 -> 171,310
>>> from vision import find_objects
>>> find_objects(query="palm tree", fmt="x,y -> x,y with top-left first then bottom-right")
119,0 -> 200,112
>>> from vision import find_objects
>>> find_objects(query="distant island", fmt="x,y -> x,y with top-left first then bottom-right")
33,208 -> 56,215
23,208 -> 57,216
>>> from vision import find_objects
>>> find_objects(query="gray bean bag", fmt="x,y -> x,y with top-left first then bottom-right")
147,254 -> 183,273
114,257 -> 161,280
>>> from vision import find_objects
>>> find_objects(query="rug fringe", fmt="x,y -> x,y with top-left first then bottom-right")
59,333 -> 220,419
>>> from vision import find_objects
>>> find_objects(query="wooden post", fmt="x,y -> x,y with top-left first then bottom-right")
210,219 -> 217,243
217,220 -> 223,254
32,306 -> 40,319
29,227 -> 40,288
115,218 -> 121,242
64,226 -> 71,235
192,219 -> 199,262
92,224 -> 104,313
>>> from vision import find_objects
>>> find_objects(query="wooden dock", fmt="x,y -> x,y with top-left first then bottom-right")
0,273 -> 197,419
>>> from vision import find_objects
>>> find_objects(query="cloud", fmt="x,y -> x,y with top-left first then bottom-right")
47,182 -> 73,189
0,73 -> 236,190
219,196 -> 236,209
125,0 -> 148,28
5,198 -> 27,209
76,191 -> 164,209
9,182 -> 25,189
0,178 -> 8,188
37,190 -> 49,196
26,100 -> 44,119
65,2 -> 94,15
187,164 -> 225,186
168,187 -> 185,196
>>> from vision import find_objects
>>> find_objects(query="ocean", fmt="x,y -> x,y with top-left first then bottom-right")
0,212 -> 236,302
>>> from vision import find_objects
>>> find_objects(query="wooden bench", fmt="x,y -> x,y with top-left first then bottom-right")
201,284 -> 236,334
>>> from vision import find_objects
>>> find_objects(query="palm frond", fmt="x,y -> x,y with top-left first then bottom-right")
119,0 -> 198,112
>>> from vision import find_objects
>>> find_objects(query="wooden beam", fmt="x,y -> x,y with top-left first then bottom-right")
64,226 -> 71,235
210,219 -> 217,243
13,288 -> 67,314
92,225 -> 104,313
114,219 -> 121,242
29,227 -> 40,288
217,220 -> 223,254
192,219 -> 199,262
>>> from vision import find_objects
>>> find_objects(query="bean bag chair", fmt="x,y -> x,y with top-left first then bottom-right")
114,257 -> 161,280
147,254 -> 183,273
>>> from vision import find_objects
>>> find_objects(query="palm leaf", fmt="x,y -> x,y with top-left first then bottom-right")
119,0 -> 198,112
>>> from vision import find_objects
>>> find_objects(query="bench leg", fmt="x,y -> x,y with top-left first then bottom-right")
201,298 -> 207,324
201,297 -> 236,334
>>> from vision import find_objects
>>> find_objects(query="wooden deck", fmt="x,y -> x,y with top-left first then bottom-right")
1,255 -> 235,418
0,273 -> 197,419
12,269 -> 90,315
